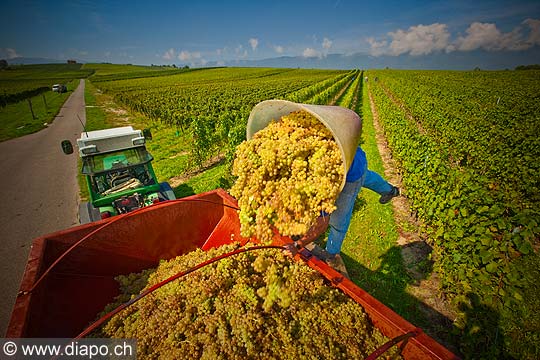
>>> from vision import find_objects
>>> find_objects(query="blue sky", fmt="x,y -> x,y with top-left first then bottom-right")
1,0 -> 540,67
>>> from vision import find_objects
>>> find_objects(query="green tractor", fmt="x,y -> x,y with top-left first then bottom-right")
62,126 -> 175,223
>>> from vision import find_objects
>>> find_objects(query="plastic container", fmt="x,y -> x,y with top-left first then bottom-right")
246,100 -> 362,191
7,189 -> 458,359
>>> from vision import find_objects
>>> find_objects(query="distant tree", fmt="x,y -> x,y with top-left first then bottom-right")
0,59 -> 7,69
515,64 -> 540,70
172,64 -> 177,68
474,67 -> 482,71
183,65 -> 190,69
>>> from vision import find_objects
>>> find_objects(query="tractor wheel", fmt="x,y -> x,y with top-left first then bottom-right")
79,202 -> 101,224
159,182 -> 176,200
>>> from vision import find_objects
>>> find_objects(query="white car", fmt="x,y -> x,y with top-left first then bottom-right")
52,84 -> 67,93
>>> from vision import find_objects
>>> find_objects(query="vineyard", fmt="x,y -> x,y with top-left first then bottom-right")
2,63 -> 535,357
89,67 -> 357,178
83,66 -> 539,358
0,63 -> 94,107
83,63 -> 193,82
367,69 -> 540,358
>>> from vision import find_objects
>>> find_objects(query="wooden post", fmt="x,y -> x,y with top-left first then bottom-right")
42,94 -> 48,110
27,98 -> 36,120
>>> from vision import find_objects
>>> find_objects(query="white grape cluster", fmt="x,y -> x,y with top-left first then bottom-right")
230,110 -> 344,243
95,244 -> 401,359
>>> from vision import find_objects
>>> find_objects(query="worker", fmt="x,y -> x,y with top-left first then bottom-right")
285,146 -> 399,273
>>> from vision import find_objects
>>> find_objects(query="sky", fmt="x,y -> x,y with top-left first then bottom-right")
1,0 -> 540,68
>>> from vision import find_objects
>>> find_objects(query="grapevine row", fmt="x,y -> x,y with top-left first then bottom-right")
91,67 -> 348,170
368,70 -> 539,358
307,70 -> 359,105
369,70 -> 540,208
284,71 -> 350,103
335,71 -> 362,110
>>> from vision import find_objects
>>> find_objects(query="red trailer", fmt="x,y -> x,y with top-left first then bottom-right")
8,189 -> 458,359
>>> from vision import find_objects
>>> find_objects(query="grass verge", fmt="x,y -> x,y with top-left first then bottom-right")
0,79 -> 79,142
337,80 -> 411,312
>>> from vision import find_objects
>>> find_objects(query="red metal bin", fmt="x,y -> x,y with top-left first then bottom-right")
7,189 -> 458,359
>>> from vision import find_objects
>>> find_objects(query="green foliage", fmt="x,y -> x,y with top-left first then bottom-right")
90,67 -> 347,175
84,62 -> 198,82
284,71 -> 351,103
368,69 -> 540,358
173,162 -> 227,199
515,64 -> 540,70
335,72 -> 361,109
305,70 -> 359,105
82,63 -> 167,75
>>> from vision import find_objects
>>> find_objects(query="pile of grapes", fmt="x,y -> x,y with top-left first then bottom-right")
95,244 -> 402,359
230,110 -> 344,242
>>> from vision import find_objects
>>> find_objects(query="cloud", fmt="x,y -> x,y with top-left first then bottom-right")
216,48 -> 223,56
249,38 -> 259,51
178,50 -> 201,61
454,22 -> 527,51
303,48 -> 320,58
368,19 -> 540,56
524,18 -> 540,46
366,37 -> 388,56
387,23 -> 451,56
162,48 -> 175,60
234,45 -> 248,58
453,19 -> 540,51
273,45 -> 284,54
322,37 -> 333,50
3,48 -> 21,59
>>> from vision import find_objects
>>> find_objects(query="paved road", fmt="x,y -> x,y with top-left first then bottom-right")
0,80 -> 85,335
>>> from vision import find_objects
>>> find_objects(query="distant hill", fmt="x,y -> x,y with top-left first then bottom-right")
5,47 -> 540,70
6,57 -> 74,65
209,48 -> 540,71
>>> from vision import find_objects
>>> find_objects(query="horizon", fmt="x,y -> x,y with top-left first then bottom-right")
1,0 -> 540,69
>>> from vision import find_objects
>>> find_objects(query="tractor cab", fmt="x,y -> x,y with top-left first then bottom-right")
63,126 -> 175,223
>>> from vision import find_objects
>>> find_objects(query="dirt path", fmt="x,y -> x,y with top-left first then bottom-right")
0,80 -> 85,335
367,84 -> 458,352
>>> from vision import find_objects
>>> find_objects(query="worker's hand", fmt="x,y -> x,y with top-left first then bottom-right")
283,215 -> 330,257
282,242 -> 299,257
299,215 -> 330,244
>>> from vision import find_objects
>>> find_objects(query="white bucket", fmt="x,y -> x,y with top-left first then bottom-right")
246,100 -> 362,191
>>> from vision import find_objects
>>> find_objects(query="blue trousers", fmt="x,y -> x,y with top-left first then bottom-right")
325,169 -> 393,255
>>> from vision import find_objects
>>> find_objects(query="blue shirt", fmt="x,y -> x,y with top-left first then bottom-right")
346,147 -> 367,182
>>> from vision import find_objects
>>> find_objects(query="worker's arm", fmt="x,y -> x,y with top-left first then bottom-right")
283,215 -> 330,256
297,215 -> 330,247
